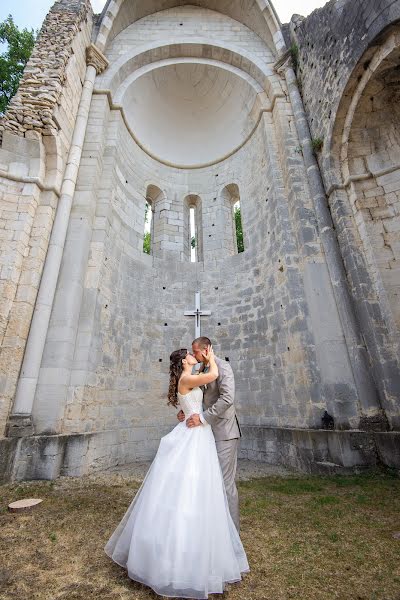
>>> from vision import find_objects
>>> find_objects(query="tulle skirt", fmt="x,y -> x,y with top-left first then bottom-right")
104,420 -> 249,598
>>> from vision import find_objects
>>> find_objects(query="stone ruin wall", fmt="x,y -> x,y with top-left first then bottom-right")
0,0 -> 93,438
34,5 -> 341,464
288,0 -> 400,159
289,0 -> 400,424
8,3 -> 366,477
0,0 -> 92,143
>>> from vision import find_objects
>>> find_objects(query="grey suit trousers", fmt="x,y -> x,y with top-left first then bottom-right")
201,357 -> 241,531
215,438 -> 240,532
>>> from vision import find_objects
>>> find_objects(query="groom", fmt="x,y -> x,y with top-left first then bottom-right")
178,336 -> 241,531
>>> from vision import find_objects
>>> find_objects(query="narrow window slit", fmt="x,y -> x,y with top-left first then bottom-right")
190,206 -> 196,263
143,200 -> 152,255
233,200 -> 244,253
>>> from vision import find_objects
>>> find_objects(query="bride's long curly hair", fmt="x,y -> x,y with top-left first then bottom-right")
168,348 -> 188,408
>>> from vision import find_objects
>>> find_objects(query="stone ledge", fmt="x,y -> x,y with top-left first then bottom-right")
0,426 -> 172,483
239,426 -> 400,473
1,426 -> 399,484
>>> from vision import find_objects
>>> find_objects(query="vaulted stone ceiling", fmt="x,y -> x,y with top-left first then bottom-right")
122,61 -> 260,165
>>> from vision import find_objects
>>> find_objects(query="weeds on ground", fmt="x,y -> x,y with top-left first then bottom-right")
0,469 -> 399,600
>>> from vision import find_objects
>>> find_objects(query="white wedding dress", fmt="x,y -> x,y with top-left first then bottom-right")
104,386 -> 249,599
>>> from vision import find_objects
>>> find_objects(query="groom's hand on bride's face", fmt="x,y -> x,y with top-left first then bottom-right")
186,414 -> 201,428
177,410 -> 185,422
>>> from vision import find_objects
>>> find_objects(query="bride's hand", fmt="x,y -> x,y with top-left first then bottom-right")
201,345 -> 214,361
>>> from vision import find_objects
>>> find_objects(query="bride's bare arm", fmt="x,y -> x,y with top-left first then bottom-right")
180,347 -> 218,390
185,347 -> 218,428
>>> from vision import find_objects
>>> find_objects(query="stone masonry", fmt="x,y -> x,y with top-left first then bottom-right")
0,0 -> 399,483
0,0 -> 93,449
289,0 -> 400,427
1,0 -> 92,140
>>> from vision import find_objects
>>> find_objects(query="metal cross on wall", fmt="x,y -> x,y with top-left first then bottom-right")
184,292 -> 211,338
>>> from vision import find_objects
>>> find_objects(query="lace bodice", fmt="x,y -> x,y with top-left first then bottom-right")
177,387 -> 203,418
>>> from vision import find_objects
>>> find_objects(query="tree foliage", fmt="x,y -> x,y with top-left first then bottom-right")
143,201 -> 151,254
234,206 -> 244,253
143,232 -> 151,254
0,15 -> 36,114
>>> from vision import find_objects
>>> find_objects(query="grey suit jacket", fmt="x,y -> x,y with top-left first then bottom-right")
201,356 -> 241,441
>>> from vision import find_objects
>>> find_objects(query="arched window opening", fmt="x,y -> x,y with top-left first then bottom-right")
343,43 -> 400,329
184,195 -> 203,262
220,184 -> 244,255
143,184 -> 167,257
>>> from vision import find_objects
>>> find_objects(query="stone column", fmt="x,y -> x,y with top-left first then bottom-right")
275,53 -> 385,427
7,45 -> 108,437
260,108 -> 358,428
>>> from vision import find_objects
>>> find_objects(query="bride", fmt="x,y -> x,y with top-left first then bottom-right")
104,346 -> 249,599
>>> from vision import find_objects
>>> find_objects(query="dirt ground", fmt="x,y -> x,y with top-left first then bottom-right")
0,465 -> 399,600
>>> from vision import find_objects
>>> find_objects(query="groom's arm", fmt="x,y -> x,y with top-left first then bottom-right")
201,362 -> 235,425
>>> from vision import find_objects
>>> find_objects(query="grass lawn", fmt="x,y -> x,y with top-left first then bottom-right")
0,469 -> 399,600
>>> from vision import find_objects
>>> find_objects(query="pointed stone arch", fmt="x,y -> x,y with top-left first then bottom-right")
219,183 -> 242,256
97,39 -> 282,107
324,28 -> 400,426
330,32 -> 400,182
328,29 -> 400,330
95,0 -> 284,56
92,5 -> 286,169
338,31 -> 400,326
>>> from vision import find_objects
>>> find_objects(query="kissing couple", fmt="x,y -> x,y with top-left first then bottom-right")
105,336 -> 249,599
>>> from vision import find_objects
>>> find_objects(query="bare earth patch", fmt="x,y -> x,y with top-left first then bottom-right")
0,464 -> 399,600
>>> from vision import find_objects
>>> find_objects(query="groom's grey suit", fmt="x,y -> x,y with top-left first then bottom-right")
199,356 -> 241,531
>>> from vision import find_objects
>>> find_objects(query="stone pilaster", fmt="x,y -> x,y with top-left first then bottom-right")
274,54 -> 385,429
8,46 -> 108,436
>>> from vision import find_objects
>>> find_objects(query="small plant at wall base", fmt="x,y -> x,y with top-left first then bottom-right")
234,206 -> 244,253
0,15 -> 36,114
311,137 -> 324,154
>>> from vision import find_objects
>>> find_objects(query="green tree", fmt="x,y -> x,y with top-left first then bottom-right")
0,15 -> 36,114
143,231 -> 151,254
234,206 -> 244,253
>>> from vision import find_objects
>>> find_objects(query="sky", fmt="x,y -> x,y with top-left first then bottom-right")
0,0 -> 327,31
